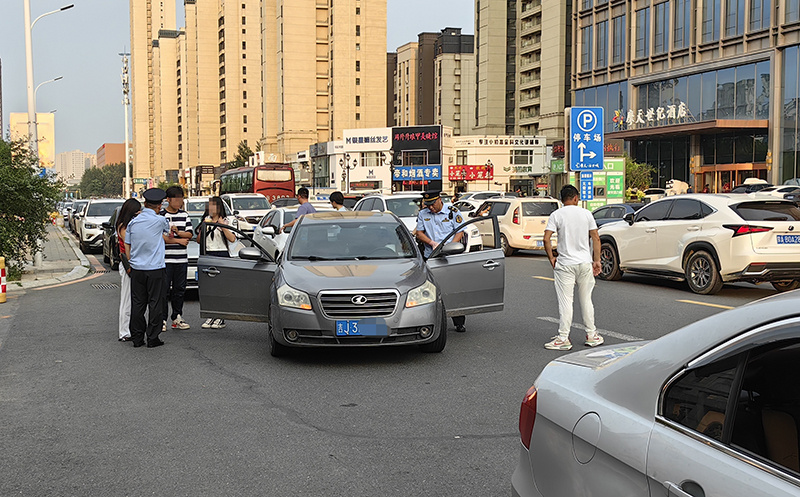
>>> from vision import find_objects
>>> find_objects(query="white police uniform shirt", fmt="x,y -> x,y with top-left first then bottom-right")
415,203 -> 464,258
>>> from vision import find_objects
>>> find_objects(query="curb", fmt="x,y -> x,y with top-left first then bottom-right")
7,226 -> 92,292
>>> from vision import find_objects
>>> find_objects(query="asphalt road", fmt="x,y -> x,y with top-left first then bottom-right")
0,251 -> 779,496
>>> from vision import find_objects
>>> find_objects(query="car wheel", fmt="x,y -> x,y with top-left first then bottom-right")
79,241 -> 88,253
500,234 -> 516,256
268,321 -> 289,358
419,305 -> 447,353
103,251 -> 110,263
685,250 -> 724,295
772,279 -> 800,292
599,242 -> 623,281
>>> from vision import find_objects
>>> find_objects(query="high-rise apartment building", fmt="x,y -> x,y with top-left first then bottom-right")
395,42 -> 419,126
434,28 -> 475,135
386,52 -> 397,126
474,0 -> 516,135
260,0 -> 387,160
416,32 -> 438,125
571,0 -> 795,189
55,150 -> 94,184
96,143 -> 132,168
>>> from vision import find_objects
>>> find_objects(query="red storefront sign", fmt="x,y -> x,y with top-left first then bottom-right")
448,165 -> 494,181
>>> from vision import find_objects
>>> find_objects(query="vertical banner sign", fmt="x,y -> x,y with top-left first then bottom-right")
569,107 -> 605,171
580,172 -> 594,201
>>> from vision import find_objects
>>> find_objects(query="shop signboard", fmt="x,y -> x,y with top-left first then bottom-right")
393,166 -> 441,181
448,165 -> 494,181
580,172 -> 594,201
343,128 -> 392,152
550,159 -> 564,174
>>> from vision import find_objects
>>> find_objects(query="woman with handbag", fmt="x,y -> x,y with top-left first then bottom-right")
201,196 -> 236,329
116,198 -> 142,341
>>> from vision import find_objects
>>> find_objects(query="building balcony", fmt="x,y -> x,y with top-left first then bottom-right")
519,59 -> 540,72
520,20 -> 541,36
518,75 -> 540,90
518,112 -> 540,124
454,83 -> 461,91
521,0 -> 542,15
519,94 -> 540,105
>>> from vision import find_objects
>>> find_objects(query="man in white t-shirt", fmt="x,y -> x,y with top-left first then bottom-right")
542,185 -> 603,350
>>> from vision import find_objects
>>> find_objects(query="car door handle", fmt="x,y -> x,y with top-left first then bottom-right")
202,267 -> 221,277
482,260 -> 501,270
666,481 -> 702,497
687,226 -> 700,231
645,228 -> 657,233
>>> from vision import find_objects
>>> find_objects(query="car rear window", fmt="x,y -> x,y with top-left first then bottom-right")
522,202 -> 558,216
732,202 -> 800,221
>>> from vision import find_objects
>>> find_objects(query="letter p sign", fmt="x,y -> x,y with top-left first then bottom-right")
577,110 -> 598,133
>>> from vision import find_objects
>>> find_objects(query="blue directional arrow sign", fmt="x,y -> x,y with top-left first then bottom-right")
569,107 -> 604,171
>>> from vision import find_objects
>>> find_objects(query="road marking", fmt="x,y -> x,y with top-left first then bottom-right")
1,316 -> 10,319
34,270 -> 103,291
676,299 -> 734,310
532,276 -> 555,282
537,316 -> 644,342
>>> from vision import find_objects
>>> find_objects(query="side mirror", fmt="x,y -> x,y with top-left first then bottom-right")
439,241 -> 466,256
624,213 -> 635,225
238,247 -> 264,261
468,211 -> 475,217
233,210 -> 240,216
101,222 -> 111,230
262,225 -> 277,236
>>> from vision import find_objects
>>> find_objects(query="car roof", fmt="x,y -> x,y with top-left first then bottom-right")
88,198 -> 124,203
364,193 -> 421,199
302,211 -> 397,224
223,193 -> 267,198
645,193 -> 794,207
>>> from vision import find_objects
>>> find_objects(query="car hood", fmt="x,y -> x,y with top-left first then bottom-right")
280,258 -> 427,295
234,209 -> 270,217
84,216 -> 109,225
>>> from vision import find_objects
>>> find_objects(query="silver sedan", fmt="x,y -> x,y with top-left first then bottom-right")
512,291 -> 800,496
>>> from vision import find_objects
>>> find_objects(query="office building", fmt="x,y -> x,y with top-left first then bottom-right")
474,0 -> 516,134
416,32 -> 438,125
572,0 -> 796,189
96,143 -> 131,168
386,52 -> 397,126
261,0 -> 387,161
434,28 -> 476,135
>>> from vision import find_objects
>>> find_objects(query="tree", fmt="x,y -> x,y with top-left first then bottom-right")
78,162 -> 129,197
624,155 -> 656,191
230,141 -> 254,170
0,138 -> 64,278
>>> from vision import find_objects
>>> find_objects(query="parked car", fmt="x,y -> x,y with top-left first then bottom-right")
76,199 -> 124,252
784,189 -> 800,206
220,193 -> 272,232
643,188 -> 667,202
458,191 -> 507,202
471,197 -> 562,256
271,197 -> 300,208
591,203 -> 644,227
752,185 -> 800,199
69,200 -> 89,233
731,178 -> 773,193
101,206 -> 123,269
598,194 -> 800,294
197,212 -> 505,356
353,193 -> 482,252
252,206 -> 334,259
452,199 -> 485,214
512,290 -> 800,497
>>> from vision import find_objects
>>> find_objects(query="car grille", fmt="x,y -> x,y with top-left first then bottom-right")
318,291 -> 399,318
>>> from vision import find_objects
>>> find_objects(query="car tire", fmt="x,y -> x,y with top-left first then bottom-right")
685,250 -> 724,295
419,305 -> 447,353
599,242 -> 623,281
79,241 -> 88,253
268,321 -> 289,358
500,234 -> 516,257
772,279 -> 800,292
103,251 -> 110,263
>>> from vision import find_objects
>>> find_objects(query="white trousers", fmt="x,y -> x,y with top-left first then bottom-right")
553,262 -> 597,339
118,264 -> 132,339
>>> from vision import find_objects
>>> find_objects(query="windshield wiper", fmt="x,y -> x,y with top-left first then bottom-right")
291,255 -> 333,261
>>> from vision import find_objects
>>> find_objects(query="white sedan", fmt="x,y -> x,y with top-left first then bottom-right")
252,206 -> 333,259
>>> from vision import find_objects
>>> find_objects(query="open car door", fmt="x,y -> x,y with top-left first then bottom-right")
425,215 -> 505,316
197,222 -> 276,322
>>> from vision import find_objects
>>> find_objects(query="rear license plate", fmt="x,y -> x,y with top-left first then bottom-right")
777,235 -> 800,244
335,319 -> 388,337
535,240 -> 543,247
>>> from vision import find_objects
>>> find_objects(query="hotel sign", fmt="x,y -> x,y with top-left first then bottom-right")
614,102 -> 690,130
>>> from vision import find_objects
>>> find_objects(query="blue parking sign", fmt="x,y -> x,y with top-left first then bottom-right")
569,107 -> 604,171
580,172 -> 594,201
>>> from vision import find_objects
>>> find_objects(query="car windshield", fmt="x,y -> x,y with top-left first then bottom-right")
232,197 -> 270,210
74,201 -> 88,212
732,202 -> 800,221
385,198 -> 422,218
186,200 -> 208,213
522,202 -> 558,216
86,201 -> 123,217
289,221 -> 416,260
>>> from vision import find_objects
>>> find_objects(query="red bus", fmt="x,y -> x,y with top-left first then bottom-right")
216,164 -> 296,202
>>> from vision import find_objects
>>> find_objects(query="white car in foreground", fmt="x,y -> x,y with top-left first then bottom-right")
221,193 -> 272,232
598,194 -> 800,294
252,206 -> 334,259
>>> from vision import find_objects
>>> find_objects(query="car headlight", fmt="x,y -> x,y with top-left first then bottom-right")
277,284 -> 312,310
84,222 -> 96,229
406,280 -> 437,308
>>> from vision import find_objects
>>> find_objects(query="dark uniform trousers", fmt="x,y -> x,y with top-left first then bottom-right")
130,268 -> 166,345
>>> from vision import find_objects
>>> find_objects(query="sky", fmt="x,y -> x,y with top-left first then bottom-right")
0,0 -> 473,157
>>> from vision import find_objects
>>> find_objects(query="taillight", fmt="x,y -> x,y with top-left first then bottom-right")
513,207 -> 520,225
723,225 -> 774,237
519,385 -> 537,450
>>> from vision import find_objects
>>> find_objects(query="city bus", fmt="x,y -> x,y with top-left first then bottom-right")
215,164 -> 296,202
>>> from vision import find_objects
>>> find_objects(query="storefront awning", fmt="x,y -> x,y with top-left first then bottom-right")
607,119 -> 769,140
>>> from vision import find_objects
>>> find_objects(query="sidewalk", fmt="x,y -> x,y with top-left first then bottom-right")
8,224 -> 91,292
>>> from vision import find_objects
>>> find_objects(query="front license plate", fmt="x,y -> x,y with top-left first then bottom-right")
335,319 -> 388,337
777,235 -> 800,244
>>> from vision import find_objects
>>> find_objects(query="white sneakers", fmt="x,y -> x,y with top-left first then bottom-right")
171,315 -> 190,330
201,318 -> 226,329
544,333 -> 604,350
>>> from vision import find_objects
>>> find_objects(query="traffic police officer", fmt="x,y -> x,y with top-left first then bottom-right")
125,188 -> 171,348
415,190 -> 467,333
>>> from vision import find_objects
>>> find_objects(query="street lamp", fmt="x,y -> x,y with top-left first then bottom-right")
23,1 -> 74,160
485,160 -> 493,190
340,153 -> 357,194
383,150 -> 395,193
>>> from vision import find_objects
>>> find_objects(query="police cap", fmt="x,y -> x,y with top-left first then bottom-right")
422,190 -> 441,205
142,188 -> 167,204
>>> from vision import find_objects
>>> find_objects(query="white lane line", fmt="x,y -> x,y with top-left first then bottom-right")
536,316 -> 644,342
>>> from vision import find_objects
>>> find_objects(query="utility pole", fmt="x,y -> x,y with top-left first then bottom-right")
120,52 -> 131,198
23,0 -> 38,158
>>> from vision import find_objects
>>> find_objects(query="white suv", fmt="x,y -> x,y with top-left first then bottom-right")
471,197 -> 561,256
76,198 -> 125,253
220,193 -> 271,232
598,194 -> 800,294
353,194 -> 482,252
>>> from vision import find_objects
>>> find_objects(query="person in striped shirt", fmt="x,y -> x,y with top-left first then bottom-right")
160,186 -> 193,330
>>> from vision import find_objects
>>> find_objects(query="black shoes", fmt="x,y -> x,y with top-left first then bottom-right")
455,325 -> 466,333
132,341 -> 146,348
146,339 -> 165,348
